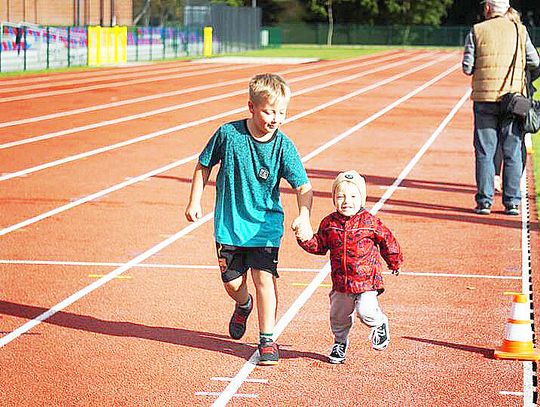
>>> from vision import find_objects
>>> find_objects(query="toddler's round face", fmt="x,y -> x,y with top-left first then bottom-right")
334,182 -> 362,217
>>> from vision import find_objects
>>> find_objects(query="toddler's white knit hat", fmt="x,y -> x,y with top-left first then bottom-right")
482,0 -> 510,14
332,170 -> 367,207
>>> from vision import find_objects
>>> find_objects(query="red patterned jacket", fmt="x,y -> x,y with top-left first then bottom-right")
298,210 -> 403,294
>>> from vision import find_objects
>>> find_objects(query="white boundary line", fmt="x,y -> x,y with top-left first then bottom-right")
0,56 -> 447,236
0,154 -> 198,236
0,63 -> 220,93
0,212 -> 214,347
0,53 -> 441,180
0,53 -> 422,149
0,60 -> 200,86
211,87 -> 472,406
520,173 -> 536,406
0,259 -> 521,280
195,392 -> 257,399
0,64 -> 260,104
0,52 -> 403,130
0,55 -> 450,236
0,58 -> 450,236
0,56 -> 461,348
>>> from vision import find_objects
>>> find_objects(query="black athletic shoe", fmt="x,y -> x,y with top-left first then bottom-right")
228,294 -> 253,340
328,341 -> 347,364
370,318 -> 390,351
504,204 -> 520,216
258,339 -> 279,366
474,202 -> 492,215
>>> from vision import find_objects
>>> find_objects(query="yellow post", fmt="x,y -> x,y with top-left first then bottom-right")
87,26 -> 101,66
87,26 -> 127,66
115,26 -> 127,63
203,26 -> 213,57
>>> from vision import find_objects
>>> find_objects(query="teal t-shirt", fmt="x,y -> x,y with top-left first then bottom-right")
199,119 -> 308,247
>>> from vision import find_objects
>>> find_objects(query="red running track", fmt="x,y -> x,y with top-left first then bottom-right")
0,50 -> 538,406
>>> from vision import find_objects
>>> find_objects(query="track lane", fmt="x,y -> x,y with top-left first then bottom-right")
0,51 -> 419,146
1,54 -> 457,230
0,52 -> 418,147
0,51 -> 536,406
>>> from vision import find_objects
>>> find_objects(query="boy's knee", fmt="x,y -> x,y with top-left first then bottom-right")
224,275 -> 245,291
251,268 -> 275,287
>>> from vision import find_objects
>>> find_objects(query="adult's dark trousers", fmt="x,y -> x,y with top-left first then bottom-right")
473,101 -> 523,207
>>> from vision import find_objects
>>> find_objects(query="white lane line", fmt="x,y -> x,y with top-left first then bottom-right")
211,87 -> 471,407
371,87 -> 471,214
0,154 -> 198,237
0,55 -> 456,238
0,259 -> 522,280
300,62 -> 459,163
395,271 -> 520,279
0,51 -> 402,129
211,377 -> 268,384
520,173 -> 536,407
195,392 -> 257,398
0,53 -> 451,182
0,59 -> 461,348
0,259 -> 314,272
0,64 -> 259,104
0,52 -> 418,149
1,58 -> 426,236
0,212 -> 214,348
0,60 -> 196,86
0,56 -> 456,238
379,186 -> 407,190
500,391 -> 524,396
0,63 -> 216,93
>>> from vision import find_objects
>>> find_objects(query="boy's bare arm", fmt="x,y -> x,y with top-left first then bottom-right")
291,182 -> 313,241
185,162 -> 211,222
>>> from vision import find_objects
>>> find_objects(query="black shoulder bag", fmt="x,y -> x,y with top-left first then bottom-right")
499,23 -> 540,133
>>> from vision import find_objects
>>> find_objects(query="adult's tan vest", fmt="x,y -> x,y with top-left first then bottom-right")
472,16 -> 527,102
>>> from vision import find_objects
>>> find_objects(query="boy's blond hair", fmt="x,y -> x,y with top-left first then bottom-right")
249,73 -> 291,106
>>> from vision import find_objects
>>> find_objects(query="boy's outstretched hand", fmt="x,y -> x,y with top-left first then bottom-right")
391,269 -> 400,276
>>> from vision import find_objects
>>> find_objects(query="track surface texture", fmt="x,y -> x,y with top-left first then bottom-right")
0,50 -> 538,406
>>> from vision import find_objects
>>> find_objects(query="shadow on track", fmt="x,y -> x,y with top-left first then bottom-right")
0,300 -> 326,362
402,335 -> 493,358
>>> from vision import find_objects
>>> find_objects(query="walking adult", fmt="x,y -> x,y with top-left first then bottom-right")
462,0 -> 539,215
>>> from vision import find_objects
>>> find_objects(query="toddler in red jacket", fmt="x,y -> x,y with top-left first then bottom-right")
294,170 -> 403,364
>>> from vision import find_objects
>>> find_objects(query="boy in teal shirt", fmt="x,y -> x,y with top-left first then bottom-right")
185,73 -> 313,365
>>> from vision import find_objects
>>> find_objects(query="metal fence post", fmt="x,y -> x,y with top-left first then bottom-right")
0,23 -> 3,72
67,27 -> 71,67
162,26 -> 165,59
46,26 -> 50,69
23,26 -> 27,71
149,28 -> 153,61
135,28 -> 139,62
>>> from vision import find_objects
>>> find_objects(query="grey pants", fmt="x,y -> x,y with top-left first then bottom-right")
330,290 -> 386,343
473,101 -> 523,207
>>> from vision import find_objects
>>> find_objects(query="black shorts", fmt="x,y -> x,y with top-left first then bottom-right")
216,242 -> 280,283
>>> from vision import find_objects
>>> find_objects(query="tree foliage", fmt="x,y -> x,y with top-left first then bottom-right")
382,0 -> 454,25
133,0 -> 182,25
133,0 -> 457,27
307,0 -> 453,26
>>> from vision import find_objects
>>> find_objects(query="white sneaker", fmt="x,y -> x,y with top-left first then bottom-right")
369,317 -> 390,351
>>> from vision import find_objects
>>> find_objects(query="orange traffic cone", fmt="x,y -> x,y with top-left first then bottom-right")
494,292 -> 540,361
